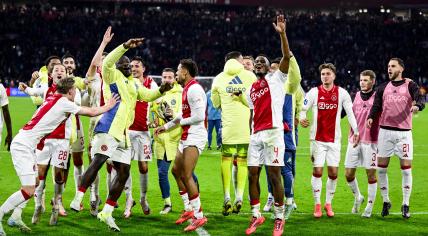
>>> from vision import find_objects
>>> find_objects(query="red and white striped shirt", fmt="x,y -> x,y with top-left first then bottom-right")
130,76 -> 158,132
14,94 -> 81,148
246,70 -> 287,133
300,85 -> 358,143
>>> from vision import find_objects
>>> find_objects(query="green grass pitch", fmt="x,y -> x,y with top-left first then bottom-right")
0,97 -> 427,235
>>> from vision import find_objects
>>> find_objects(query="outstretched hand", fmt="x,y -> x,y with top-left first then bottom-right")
102,26 -> 114,45
272,14 -> 286,34
123,38 -> 145,49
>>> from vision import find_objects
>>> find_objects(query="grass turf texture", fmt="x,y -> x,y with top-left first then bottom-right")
1,97 -> 427,235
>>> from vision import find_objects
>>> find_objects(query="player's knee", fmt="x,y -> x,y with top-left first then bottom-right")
73,156 -> 83,167
345,171 -> 355,182
328,174 -> 337,180
171,166 -> 179,177
139,164 -> 148,174
22,186 -> 35,197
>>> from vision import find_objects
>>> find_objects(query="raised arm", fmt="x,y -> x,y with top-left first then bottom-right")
102,38 -> 144,84
87,26 -> 114,79
273,14 -> 291,74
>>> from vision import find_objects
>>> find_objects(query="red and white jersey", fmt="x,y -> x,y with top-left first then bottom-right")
300,85 -> 358,143
165,79 -> 207,141
130,76 -> 158,132
14,94 -> 81,148
246,70 -> 287,133
349,91 -> 379,144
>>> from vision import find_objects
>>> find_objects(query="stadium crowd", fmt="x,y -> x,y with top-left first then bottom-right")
1,3 -> 428,93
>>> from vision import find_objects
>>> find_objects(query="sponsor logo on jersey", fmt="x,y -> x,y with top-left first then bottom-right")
182,104 -> 189,110
250,87 -> 269,102
385,94 -> 408,103
320,96 -> 325,100
318,102 -> 338,110
331,95 -> 337,101
226,76 -> 246,94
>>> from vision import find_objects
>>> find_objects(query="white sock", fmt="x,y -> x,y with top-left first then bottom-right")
190,194 -> 203,219
102,201 -> 115,214
0,190 -> 29,217
326,177 -> 337,204
378,167 -> 390,202
347,178 -> 361,199
311,175 -> 322,204
367,181 -> 377,210
274,203 -> 284,220
125,175 -> 133,201
140,173 -> 148,201
402,168 -> 412,206
54,183 -> 64,205
10,200 -> 28,220
90,174 -> 100,202
180,191 -> 192,212
35,179 -> 45,207
74,165 -> 84,194
251,202 -> 261,218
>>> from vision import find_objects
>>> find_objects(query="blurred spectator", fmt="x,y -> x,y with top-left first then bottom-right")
0,3 -> 427,93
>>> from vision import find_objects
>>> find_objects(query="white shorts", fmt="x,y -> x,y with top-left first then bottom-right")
130,130 -> 152,161
71,122 -> 85,153
178,138 -> 206,155
92,133 -> 131,165
36,139 -> 70,169
377,128 -> 413,160
345,142 -> 377,169
10,141 -> 37,186
248,129 -> 285,167
310,140 -> 341,167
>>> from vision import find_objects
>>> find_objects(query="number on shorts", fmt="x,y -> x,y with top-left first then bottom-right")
403,144 -> 410,153
273,146 -> 279,157
143,145 -> 150,155
58,151 -> 68,160
371,153 -> 376,161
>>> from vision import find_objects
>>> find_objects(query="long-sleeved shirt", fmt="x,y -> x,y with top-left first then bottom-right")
211,59 -> 256,144
300,85 -> 358,143
94,44 -> 162,145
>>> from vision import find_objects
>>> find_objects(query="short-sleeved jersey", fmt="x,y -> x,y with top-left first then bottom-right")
130,76 -> 158,132
15,94 -> 80,148
246,70 -> 287,133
